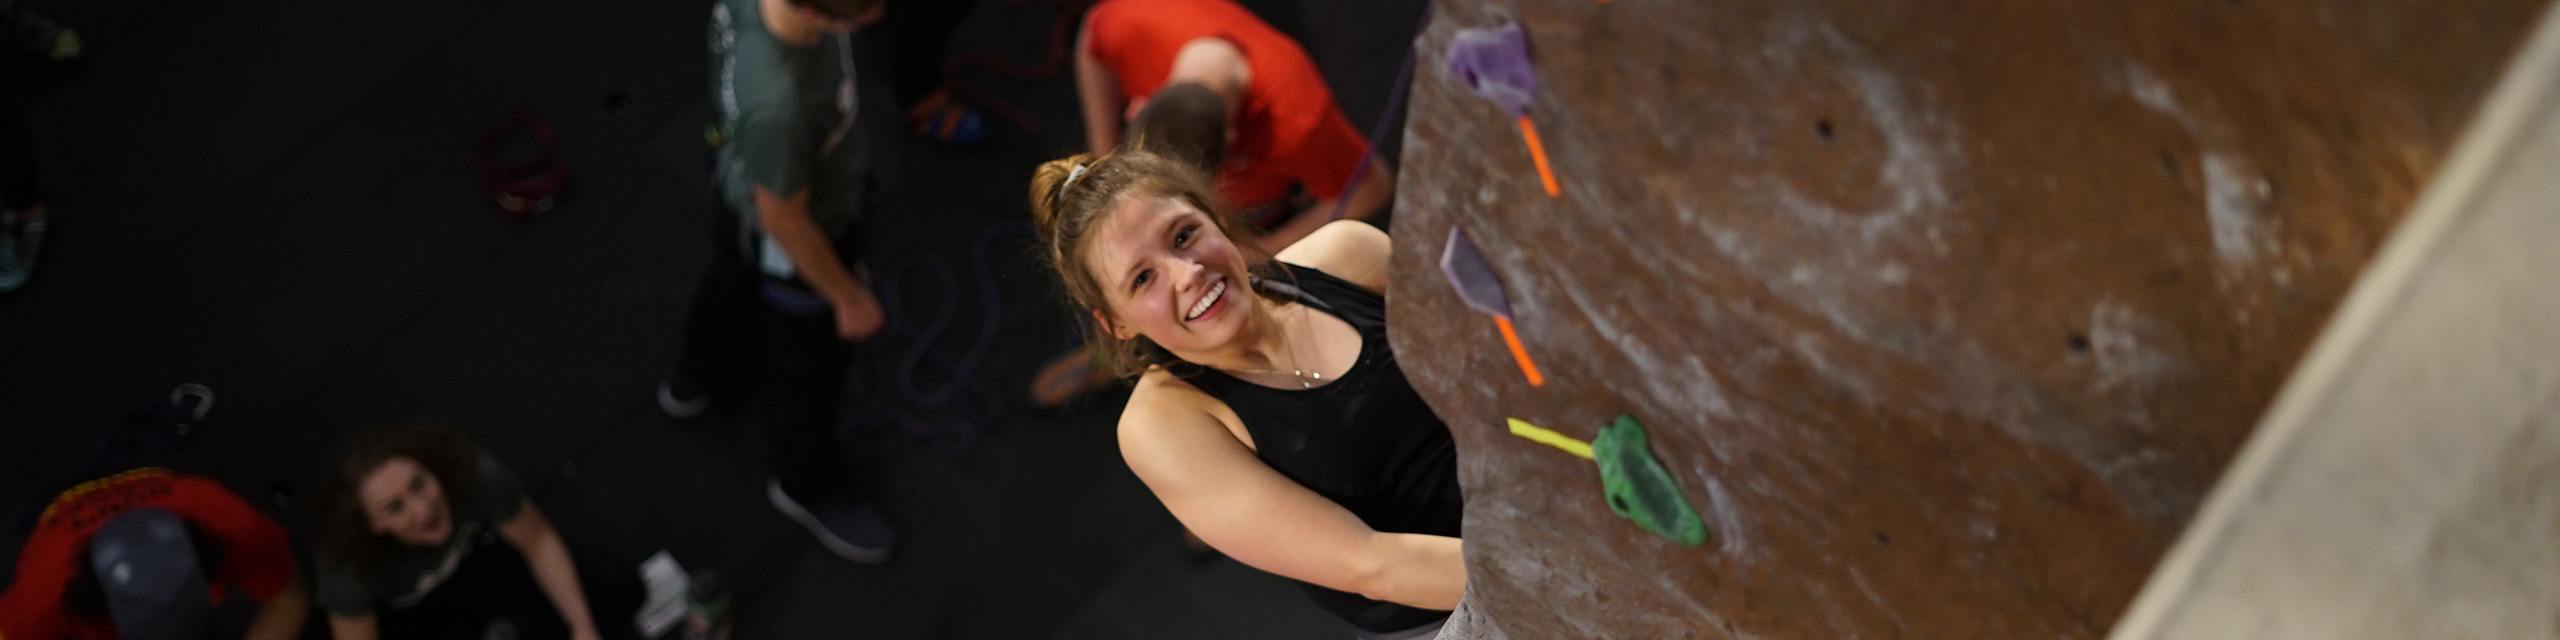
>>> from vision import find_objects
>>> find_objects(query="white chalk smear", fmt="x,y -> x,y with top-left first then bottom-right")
2129,63 -> 2279,267
1702,473 -> 1754,556
2202,154 -> 2276,262
1849,567 -> 1911,634
2089,300 -> 2179,394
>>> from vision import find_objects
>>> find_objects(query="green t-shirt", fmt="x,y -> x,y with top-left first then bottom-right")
709,0 -> 871,274
313,449 -> 528,616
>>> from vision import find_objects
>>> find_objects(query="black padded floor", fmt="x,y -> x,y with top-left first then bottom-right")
0,0 -> 1429,637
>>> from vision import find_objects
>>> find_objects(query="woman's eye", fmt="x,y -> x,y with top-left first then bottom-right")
411,476 -> 425,492
1134,270 -> 1151,289
1175,227 -> 1194,247
386,499 -> 403,515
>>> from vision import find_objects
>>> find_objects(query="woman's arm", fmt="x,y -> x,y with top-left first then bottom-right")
498,501 -> 601,640
326,614 -> 379,640
1075,17 -> 1126,153
245,575 -> 310,640
1275,219 -> 1394,296
1118,379 -> 1465,609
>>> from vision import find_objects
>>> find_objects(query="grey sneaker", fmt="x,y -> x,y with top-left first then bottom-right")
766,479 -> 893,564
656,379 -> 709,419
0,215 -> 38,292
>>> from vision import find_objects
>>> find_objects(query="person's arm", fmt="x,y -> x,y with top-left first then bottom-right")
326,614 -> 380,640
1273,219 -> 1393,296
498,501 -> 601,640
754,185 -> 883,340
1118,380 -> 1465,609
244,575 -> 310,640
162,475 -> 308,640
1076,16 -> 1126,153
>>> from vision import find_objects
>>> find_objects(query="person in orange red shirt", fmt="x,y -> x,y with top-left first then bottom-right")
0,468 -> 309,640
1074,0 -> 1395,254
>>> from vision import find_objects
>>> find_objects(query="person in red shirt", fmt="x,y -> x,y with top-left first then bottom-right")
0,469 -> 309,640
1074,0 -> 1395,254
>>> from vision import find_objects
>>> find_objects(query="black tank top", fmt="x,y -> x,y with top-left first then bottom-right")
1184,262 -> 1464,632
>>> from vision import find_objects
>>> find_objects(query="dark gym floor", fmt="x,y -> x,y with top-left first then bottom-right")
0,0 -> 1429,637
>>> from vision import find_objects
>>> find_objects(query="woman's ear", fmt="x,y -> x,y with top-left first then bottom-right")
1093,310 -> 1137,341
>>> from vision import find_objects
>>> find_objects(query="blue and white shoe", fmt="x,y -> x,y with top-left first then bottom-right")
766,479 -> 894,564
0,215 -> 40,293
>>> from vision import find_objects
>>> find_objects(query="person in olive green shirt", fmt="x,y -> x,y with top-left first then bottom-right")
660,0 -> 899,563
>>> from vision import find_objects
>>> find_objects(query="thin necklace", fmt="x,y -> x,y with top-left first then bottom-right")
1223,305 -> 1324,389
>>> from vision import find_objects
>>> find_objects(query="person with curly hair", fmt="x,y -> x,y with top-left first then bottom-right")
307,422 -> 598,640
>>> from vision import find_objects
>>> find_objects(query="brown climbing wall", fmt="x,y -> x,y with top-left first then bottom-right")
1385,1 -> 2553,638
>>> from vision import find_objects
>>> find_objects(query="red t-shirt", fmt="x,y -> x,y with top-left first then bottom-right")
0,469 -> 297,640
1085,0 -> 1368,212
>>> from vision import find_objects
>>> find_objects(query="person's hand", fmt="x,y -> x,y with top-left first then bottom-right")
833,285 -> 886,341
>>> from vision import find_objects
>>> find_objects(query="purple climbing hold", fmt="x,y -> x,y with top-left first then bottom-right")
1445,21 -> 1538,116
1440,226 -> 1515,319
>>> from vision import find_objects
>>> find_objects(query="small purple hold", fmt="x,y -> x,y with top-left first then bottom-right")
1444,21 -> 1538,116
1440,226 -> 1515,319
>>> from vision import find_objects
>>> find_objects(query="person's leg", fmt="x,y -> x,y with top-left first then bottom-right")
1,98 -> 33,215
0,100 -> 41,293
664,204 -> 761,417
755,236 -> 894,563
756,293 -> 855,501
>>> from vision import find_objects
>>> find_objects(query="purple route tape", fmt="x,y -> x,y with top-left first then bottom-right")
1445,21 -> 1538,116
1439,226 -> 1515,318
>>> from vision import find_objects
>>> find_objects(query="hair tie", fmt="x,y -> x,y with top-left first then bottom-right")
1051,163 -> 1090,212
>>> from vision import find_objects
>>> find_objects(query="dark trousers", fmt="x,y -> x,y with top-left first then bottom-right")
379,537 -> 569,640
673,204 -> 869,502
1,98 -> 35,211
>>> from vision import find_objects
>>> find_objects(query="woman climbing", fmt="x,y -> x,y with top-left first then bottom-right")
308,421 -> 600,640
1027,149 -> 1461,639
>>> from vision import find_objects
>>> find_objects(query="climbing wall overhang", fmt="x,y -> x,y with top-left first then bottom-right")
1384,0 -> 2555,638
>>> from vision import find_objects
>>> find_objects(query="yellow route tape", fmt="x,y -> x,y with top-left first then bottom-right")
1506,418 -> 1594,460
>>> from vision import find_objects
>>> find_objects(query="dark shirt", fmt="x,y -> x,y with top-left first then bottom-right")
1184,262 -> 1464,632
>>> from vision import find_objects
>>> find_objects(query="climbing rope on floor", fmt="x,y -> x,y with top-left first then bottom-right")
840,220 -> 1036,459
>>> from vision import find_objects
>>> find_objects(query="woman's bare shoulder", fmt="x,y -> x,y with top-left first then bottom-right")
1273,220 -> 1390,294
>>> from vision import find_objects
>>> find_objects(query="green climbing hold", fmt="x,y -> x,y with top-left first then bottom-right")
1594,414 -> 1710,546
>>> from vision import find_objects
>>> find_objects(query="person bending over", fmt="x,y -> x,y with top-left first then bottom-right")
1028,149 -> 1461,638
309,421 -> 598,640
1,469 -> 308,640
1074,0 -> 1394,253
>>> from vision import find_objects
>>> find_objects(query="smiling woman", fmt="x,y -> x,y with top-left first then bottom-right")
308,421 -> 600,640
1029,149 -> 1464,638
